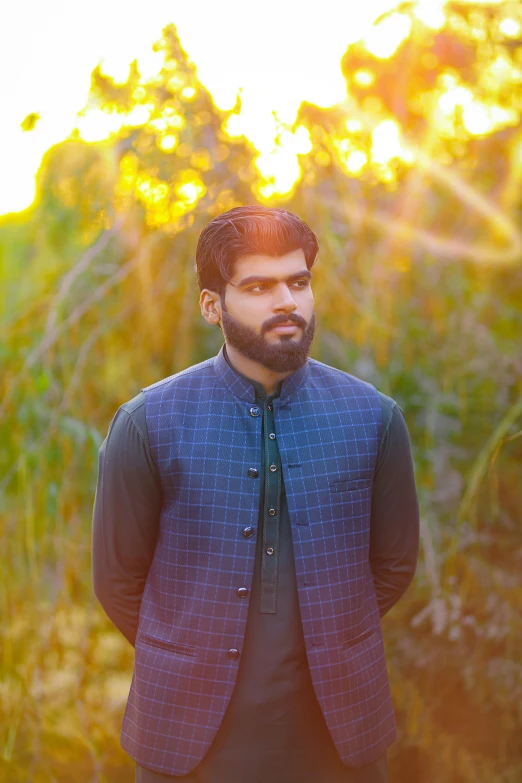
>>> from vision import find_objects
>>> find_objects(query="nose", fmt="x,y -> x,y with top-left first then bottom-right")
273,282 -> 298,314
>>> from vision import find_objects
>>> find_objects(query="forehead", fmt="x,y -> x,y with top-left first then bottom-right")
231,248 -> 307,280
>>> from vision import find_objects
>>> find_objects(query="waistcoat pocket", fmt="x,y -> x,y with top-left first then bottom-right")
138,633 -> 197,658
330,478 -> 373,493
341,626 -> 377,650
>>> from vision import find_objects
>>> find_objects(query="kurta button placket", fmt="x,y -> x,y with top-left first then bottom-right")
259,394 -> 281,614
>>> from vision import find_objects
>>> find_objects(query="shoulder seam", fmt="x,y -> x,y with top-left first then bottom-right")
119,406 -> 149,453
142,359 -> 215,390
308,358 -> 376,387
381,400 -> 398,442
120,393 -> 145,415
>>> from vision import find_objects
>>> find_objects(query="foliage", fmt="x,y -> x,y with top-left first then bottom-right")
1,7 -> 521,781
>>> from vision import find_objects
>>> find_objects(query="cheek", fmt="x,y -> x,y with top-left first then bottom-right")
230,298 -> 266,326
298,290 -> 314,313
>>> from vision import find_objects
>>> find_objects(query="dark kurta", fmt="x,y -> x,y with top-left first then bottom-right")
92,348 -> 419,783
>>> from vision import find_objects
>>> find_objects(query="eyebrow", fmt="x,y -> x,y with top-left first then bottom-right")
235,269 -> 312,288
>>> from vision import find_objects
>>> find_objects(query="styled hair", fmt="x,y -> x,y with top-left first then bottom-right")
195,205 -> 319,299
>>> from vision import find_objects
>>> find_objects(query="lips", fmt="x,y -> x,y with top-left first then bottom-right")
271,322 -> 300,334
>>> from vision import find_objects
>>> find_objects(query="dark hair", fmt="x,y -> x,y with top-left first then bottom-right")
195,205 -> 319,299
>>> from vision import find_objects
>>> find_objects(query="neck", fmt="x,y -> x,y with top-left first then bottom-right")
225,343 -> 294,396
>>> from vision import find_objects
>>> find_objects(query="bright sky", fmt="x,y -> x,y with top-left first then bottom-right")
0,0 -> 398,216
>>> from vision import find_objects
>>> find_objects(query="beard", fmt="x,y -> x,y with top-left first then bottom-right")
220,307 -> 316,373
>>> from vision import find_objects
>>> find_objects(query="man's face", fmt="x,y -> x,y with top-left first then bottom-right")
219,248 -> 316,373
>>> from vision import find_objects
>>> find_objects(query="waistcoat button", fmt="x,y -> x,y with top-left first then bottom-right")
237,587 -> 249,598
228,648 -> 240,660
268,508 -> 276,516
249,406 -> 261,417
243,526 -> 254,537
247,467 -> 259,478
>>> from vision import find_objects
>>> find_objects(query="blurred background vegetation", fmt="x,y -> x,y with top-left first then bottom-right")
1,2 -> 522,781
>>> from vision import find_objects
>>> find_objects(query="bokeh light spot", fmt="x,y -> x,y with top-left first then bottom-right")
363,12 -> 412,59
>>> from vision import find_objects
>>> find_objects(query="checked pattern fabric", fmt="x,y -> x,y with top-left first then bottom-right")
120,345 -> 397,776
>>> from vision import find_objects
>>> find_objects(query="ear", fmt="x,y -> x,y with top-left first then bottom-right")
200,289 -> 222,326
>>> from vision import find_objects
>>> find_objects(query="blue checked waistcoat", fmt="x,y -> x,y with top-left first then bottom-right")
120,345 -> 397,776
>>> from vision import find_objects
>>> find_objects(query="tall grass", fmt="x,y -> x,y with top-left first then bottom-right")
1,13 -> 522,780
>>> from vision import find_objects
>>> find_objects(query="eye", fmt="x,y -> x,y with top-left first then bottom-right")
291,279 -> 310,288
250,284 -> 269,292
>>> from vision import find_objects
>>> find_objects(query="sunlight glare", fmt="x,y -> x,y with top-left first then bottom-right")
293,126 -> 314,155
371,119 -> 414,164
489,105 -> 519,127
345,119 -> 363,133
159,134 -> 178,152
354,70 -> 376,87
76,109 -> 123,142
462,102 -> 492,135
0,0 -> 399,215
77,103 -> 155,143
333,137 -> 368,176
490,54 -> 517,82
499,18 -> 521,38
177,179 -> 206,206
255,127 -> 313,196
345,150 -> 368,175
413,1 -> 446,31
438,85 -> 474,114
101,48 -> 165,84
363,12 -> 412,59
256,149 -> 301,196
181,87 -> 196,100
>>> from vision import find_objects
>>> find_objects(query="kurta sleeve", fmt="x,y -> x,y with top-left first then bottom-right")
369,394 -> 420,618
91,391 -> 162,646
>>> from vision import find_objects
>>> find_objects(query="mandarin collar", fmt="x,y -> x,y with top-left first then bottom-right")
223,344 -> 280,399
213,343 -> 309,405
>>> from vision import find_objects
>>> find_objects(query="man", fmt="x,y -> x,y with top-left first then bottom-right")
92,205 -> 420,782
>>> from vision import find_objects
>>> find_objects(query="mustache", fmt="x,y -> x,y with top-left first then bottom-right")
262,314 -> 307,332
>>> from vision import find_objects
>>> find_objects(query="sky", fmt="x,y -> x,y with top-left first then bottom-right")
0,0 -> 398,215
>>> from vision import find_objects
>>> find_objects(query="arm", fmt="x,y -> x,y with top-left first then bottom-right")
369,397 -> 420,618
91,392 -> 162,646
